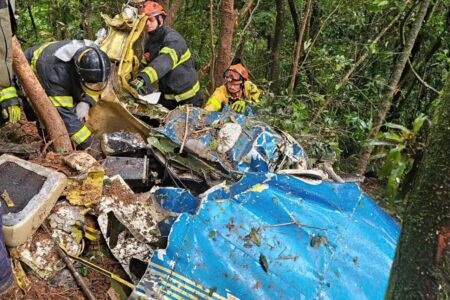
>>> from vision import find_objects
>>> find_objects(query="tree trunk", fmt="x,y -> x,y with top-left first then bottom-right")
27,5 -> 38,41
209,0 -> 216,92
168,0 -> 183,27
269,0 -> 285,93
232,0 -> 261,64
214,0 -> 235,89
287,0 -> 299,40
394,6 -> 450,123
12,37 -> 72,152
356,0 -> 431,175
80,0 -> 92,39
288,0 -> 313,95
385,72 -> 450,300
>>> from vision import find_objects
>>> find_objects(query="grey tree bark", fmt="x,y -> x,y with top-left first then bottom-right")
357,0 -> 431,175
269,0 -> 285,93
386,71 -> 450,300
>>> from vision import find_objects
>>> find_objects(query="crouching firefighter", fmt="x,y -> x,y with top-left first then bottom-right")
204,64 -> 261,114
129,1 -> 202,109
24,40 -> 111,149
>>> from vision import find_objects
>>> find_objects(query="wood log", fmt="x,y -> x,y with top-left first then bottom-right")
12,37 -> 73,152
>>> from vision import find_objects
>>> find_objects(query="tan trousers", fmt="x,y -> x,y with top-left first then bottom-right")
0,0 -> 13,89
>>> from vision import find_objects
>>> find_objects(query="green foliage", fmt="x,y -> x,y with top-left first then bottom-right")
371,114 -> 428,200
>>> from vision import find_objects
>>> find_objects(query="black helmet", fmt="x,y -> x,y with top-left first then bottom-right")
74,47 -> 111,83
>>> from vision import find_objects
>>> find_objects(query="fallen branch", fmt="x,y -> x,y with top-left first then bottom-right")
407,58 -> 440,94
322,162 -> 345,183
259,221 -> 327,231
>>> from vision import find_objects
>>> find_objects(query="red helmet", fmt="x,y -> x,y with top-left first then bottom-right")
224,64 -> 249,84
140,1 -> 166,17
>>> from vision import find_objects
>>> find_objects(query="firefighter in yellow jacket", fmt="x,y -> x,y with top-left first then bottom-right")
204,64 -> 261,113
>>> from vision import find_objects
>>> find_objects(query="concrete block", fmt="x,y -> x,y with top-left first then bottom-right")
0,154 -> 67,247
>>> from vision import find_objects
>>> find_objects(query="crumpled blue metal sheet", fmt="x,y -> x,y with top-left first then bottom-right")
152,186 -> 199,214
134,173 -> 399,300
155,107 -> 306,173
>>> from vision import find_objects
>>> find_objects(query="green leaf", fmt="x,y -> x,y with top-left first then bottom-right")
208,230 -> 217,238
384,122 -> 411,134
369,43 -> 377,54
382,132 -> 405,143
259,254 -> 269,273
412,114 -> 427,133
111,279 -> 128,300
210,139 -> 218,151
368,140 -> 397,147
370,153 -> 387,160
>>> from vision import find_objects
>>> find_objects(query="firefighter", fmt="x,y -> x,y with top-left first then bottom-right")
0,0 -> 21,127
0,1 -> 15,295
129,1 -> 202,110
204,64 -> 261,113
24,40 -> 111,149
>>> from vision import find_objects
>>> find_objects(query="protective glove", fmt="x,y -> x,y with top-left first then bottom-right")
129,78 -> 153,96
231,100 -> 246,113
1,105 -> 21,123
75,102 -> 90,121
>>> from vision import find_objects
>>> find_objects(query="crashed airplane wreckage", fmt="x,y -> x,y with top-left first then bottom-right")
1,106 -> 399,299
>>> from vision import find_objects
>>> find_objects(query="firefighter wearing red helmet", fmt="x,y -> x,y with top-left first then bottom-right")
129,1 -> 202,109
205,64 -> 261,113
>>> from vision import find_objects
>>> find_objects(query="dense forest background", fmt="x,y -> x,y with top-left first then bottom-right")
12,0 -> 449,298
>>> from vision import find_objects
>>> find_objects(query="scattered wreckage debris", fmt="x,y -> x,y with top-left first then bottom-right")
102,156 -> 152,191
0,74 -> 398,299
63,167 -> 105,207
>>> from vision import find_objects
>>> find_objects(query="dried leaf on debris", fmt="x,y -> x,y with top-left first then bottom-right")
244,228 -> 262,247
